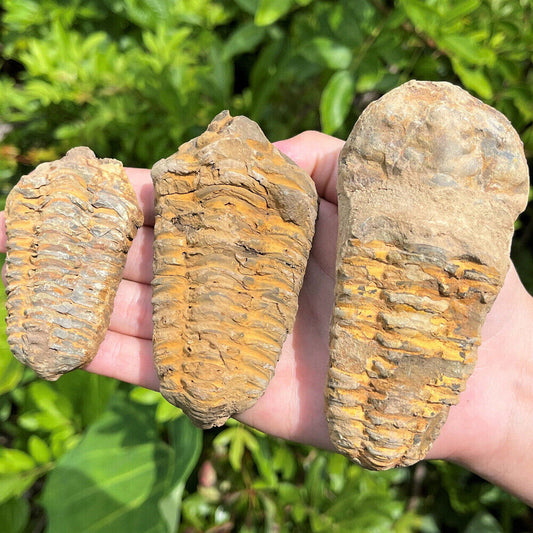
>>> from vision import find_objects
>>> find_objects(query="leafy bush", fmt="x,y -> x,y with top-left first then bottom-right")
1,0 -> 532,531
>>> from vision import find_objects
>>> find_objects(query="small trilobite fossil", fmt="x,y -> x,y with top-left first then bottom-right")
327,81 -> 530,469
5,147 -> 143,380
152,111 -> 318,428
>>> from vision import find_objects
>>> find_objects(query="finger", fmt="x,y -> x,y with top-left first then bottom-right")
85,330 -> 159,391
124,167 -> 154,227
123,226 -> 153,284
274,132 -> 344,205
309,199 -> 338,280
237,330 -> 333,451
108,279 -> 152,339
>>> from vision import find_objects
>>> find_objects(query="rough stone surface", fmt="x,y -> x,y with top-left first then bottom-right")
5,147 -> 143,380
327,80 -> 530,469
152,110 -> 318,429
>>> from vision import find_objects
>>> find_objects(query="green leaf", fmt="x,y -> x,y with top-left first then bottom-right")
0,448 -> 36,473
28,435 -> 52,464
0,347 -> 24,396
452,59 -> 493,100
155,397 -> 182,423
233,0 -> 260,15
158,416 -> 202,533
301,37 -> 352,70
465,511 -> 504,533
0,285 -> 23,396
41,392 -> 189,533
0,449 -> 40,504
439,34 -> 496,66
320,70 -> 355,134
255,0 -> 292,26
400,0 -> 439,34
129,386 -> 161,405
445,0 -> 481,21
0,497 -> 30,533
0,473 -> 39,505
222,22 -> 266,60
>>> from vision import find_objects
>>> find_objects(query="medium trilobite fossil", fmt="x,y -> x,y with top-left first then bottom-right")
5,147 -> 143,380
152,110 -> 318,429
327,80 -> 530,469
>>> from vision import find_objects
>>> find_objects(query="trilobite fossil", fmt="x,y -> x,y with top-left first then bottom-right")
152,110 -> 318,428
5,147 -> 143,380
327,81 -> 530,469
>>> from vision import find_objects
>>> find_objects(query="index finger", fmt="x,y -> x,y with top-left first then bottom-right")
274,131 -> 344,205
0,166 -> 154,255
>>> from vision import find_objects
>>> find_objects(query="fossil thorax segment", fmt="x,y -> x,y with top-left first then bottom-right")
5,147 -> 143,380
328,81 -> 529,469
152,111 -> 318,428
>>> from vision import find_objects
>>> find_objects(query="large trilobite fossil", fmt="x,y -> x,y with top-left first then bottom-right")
327,81 -> 530,469
5,147 -> 143,380
152,111 -> 318,429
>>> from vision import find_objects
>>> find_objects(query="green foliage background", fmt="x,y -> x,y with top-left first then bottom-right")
1,0 -> 532,531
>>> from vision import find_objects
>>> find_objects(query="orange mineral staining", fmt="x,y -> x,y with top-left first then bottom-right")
327,81 -> 530,468
5,147 -> 143,380
151,111 -> 318,428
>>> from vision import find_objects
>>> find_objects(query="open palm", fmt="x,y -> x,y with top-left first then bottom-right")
2,132 -> 533,505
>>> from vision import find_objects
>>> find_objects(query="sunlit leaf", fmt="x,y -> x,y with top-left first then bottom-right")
255,0 -> 292,26
452,59 -> 493,100
320,69 -> 355,134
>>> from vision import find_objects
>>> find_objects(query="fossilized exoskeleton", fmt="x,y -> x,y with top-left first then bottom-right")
151,111 -> 318,428
327,80 -> 530,469
5,147 -> 143,380
4,84 -> 530,467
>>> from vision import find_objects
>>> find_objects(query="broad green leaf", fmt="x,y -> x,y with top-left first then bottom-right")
300,37 -> 352,70
159,416 -> 202,533
0,497 -> 30,533
255,0 -> 292,26
41,392 -> 182,533
51,371 -> 118,427
452,60 -> 493,100
222,22 -> 266,60
320,70 -> 355,134
439,34 -> 496,67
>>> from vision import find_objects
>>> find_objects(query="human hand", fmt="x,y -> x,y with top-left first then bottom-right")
1,132 -> 532,504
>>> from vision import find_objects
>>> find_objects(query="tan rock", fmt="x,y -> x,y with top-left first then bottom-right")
5,147 -> 143,380
152,111 -> 318,428
327,81 -> 530,469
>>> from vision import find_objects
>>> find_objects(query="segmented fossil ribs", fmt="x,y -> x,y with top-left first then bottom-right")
5,147 -> 143,380
152,111 -> 318,428
327,81 -> 530,469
